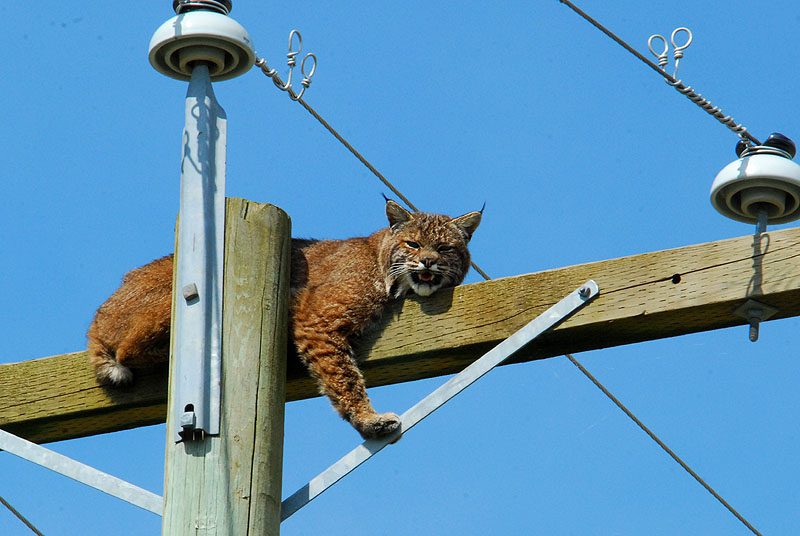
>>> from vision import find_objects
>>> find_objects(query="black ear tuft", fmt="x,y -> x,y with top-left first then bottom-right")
452,209 -> 482,242
385,199 -> 413,228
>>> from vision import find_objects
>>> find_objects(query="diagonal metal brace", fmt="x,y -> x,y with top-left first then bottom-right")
281,280 -> 600,521
0,429 -> 163,515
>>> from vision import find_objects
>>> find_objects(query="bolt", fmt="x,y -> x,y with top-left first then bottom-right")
747,308 -> 764,342
579,286 -> 591,299
180,410 -> 197,430
182,283 -> 199,302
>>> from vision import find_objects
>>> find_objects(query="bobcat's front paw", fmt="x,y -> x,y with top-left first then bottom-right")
355,411 -> 402,440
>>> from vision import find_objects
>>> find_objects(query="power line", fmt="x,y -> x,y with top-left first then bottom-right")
566,353 -> 763,536
558,0 -> 761,146
255,56 -> 492,281
0,495 -> 45,536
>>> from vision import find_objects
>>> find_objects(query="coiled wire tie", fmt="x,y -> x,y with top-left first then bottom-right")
648,27 -> 751,143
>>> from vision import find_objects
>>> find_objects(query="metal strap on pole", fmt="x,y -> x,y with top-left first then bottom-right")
171,62 -> 227,442
281,280 -> 600,521
0,429 -> 163,515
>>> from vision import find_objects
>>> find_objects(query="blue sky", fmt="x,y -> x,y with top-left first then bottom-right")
2,1 -> 799,534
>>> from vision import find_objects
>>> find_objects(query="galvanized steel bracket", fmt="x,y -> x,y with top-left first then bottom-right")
171,63 -> 226,442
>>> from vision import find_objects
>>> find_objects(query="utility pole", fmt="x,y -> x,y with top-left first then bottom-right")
149,2 -> 290,534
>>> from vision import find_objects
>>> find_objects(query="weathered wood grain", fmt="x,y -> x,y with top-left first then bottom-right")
162,198 -> 291,535
0,352 -> 167,443
2,223 -> 799,445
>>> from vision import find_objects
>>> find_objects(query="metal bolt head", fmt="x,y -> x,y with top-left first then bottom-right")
182,283 -> 199,302
180,411 -> 197,430
578,286 -> 591,299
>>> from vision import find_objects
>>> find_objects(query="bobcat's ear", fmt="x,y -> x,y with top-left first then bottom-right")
452,210 -> 482,242
386,200 -> 413,229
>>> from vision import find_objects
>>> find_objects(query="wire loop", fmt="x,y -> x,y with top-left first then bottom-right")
649,27 -> 692,80
255,29 -> 317,101
670,27 -> 692,55
290,53 -> 317,101
670,27 -> 692,78
647,34 -> 669,70
286,30 -> 302,67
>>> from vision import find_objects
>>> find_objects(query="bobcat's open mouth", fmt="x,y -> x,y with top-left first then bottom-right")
404,270 -> 446,297
411,271 -> 441,286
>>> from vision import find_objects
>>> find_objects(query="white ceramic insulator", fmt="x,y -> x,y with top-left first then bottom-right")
149,11 -> 255,82
710,153 -> 800,225
739,187 -> 787,219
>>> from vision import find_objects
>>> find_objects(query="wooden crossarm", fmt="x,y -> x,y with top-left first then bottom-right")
2,225 -> 799,444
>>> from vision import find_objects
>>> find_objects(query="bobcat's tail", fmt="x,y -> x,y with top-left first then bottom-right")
87,337 -> 134,385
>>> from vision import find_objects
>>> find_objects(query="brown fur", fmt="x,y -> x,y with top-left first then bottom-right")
86,201 -> 481,438
87,255 -> 173,385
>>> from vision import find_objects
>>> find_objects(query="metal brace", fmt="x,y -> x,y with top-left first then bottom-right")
281,280 -> 600,521
0,429 -> 163,515
171,63 -> 226,442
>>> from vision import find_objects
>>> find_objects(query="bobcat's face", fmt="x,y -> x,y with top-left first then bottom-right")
382,201 -> 481,298
389,230 -> 468,297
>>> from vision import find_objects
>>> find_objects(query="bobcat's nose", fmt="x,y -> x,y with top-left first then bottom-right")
421,257 -> 436,268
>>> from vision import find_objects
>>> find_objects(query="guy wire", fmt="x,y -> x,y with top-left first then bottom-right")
559,0 -> 761,146
566,353 -> 763,536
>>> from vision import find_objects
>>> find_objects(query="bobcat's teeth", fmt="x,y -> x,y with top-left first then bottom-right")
418,271 -> 434,281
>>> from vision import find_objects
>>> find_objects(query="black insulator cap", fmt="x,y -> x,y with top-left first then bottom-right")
735,139 -> 749,157
764,132 -> 796,158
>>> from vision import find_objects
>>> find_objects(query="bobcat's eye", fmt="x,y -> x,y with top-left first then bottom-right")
405,241 -> 421,249
437,245 -> 453,253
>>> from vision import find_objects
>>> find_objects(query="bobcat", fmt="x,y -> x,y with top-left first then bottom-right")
87,200 -> 481,439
